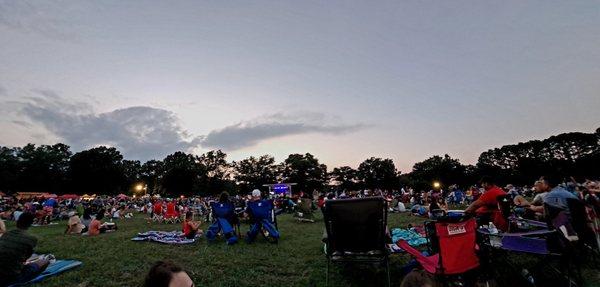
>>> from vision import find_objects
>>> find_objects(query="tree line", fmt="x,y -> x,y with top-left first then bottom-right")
0,127 -> 598,196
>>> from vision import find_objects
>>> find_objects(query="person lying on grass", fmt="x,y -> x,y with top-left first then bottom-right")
182,211 -> 202,239
144,261 -> 194,287
0,212 -> 51,286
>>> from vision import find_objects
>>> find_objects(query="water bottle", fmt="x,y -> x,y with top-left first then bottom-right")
488,222 -> 502,247
521,269 -> 535,285
488,222 -> 498,234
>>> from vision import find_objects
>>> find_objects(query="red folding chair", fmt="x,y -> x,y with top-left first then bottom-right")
397,218 -> 479,283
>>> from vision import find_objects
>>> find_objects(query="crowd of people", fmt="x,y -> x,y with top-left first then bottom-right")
0,175 -> 599,286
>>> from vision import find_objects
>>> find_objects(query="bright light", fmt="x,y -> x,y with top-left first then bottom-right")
135,184 -> 144,191
433,182 -> 441,188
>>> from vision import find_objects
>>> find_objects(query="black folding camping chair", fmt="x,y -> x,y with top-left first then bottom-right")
322,197 -> 389,287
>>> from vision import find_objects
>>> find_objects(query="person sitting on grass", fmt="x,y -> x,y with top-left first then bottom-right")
65,211 -> 85,235
0,218 -> 5,237
182,211 -> 202,239
143,261 -> 194,287
0,212 -> 50,286
85,209 -> 108,236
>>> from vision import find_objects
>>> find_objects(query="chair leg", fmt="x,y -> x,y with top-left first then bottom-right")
385,257 -> 391,287
326,259 -> 330,287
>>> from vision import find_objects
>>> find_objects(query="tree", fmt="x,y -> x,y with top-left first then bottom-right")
329,166 -> 359,191
17,143 -> 72,194
281,153 -> 327,193
0,146 -> 20,194
408,154 -> 467,190
140,160 -> 164,195
69,146 -> 127,195
357,157 -> 399,191
234,155 -> 278,194
122,160 -> 142,192
161,151 -> 206,196
198,150 -> 234,194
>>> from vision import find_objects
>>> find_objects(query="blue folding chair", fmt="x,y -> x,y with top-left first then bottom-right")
246,199 -> 280,243
206,201 -> 239,245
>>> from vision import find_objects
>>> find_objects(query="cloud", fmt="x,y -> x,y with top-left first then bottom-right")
0,0 -> 81,41
18,92 -> 201,160
14,92 -> 366,158
199,112 -> 366,150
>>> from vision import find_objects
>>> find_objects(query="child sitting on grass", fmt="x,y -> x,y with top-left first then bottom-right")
182,211 -> 202,239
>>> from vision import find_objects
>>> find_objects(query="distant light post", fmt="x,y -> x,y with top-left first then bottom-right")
433,181 -> 441,189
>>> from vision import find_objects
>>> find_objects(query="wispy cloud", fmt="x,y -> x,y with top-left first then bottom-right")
12,91 -> 367,158
199,112 -> 366,150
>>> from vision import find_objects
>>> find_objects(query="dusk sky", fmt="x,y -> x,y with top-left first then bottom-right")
1,1 -> 599,172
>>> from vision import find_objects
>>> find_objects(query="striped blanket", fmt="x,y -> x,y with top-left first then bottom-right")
132,231 -> 201,244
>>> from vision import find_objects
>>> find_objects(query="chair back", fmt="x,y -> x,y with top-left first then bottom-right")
247,199 -> 275,221
323,197 -> 387,255
567,198 -> 597,247
497,194 -> 512,220
433,218 -> 479,274
211,201 -> 235,218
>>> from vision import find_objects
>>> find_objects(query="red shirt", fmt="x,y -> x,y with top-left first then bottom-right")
476,185 -> 508,231
182,220 -> 194,236
475,186 -> 506,215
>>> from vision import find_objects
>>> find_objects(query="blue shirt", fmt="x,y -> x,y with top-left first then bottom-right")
543,186 -> 578,211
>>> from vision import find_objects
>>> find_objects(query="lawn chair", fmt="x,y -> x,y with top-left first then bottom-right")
206,201 -> 239,245
152,203 -> 164,223
246,199 -> 280,243
397,216 -> 480,286
476,203 -> 582,287
164,202 -> 179,224
322,197 -> 390,287
565,198 -> 600,267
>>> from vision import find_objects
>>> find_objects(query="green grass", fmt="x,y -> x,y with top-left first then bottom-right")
5,213 -> 600,287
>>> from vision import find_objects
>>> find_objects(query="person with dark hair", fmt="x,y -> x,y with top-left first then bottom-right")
465,176 -> 508,231
182,211 -> 201,239
0,212 -> 50,286
86,209 -> 107,236
400,269 -> 434,287
542,175 -> 578,212
143,261 -> 194,287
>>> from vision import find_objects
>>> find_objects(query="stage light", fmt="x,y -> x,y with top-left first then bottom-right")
433,181 -> 441,189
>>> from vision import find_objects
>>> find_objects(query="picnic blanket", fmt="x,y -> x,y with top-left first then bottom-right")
31,222 -> 58,227
391,228 -> 427,247
132,230 -> 201,244
8,260 -> 82,286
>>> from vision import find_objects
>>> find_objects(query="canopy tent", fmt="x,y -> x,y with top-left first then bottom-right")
59,194 -> 80,200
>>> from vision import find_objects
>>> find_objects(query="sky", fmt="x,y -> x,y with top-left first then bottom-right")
1,1 -> 599,172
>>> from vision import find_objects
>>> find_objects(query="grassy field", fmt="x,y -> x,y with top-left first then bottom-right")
6,212 -> 600,287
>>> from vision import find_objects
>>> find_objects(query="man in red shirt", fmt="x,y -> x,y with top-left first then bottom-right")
465,176 -> 508,231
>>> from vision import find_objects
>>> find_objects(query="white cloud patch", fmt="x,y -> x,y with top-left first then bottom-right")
12,92 -> 366,158
199,112 -> 366,150
18,92 -> 201,160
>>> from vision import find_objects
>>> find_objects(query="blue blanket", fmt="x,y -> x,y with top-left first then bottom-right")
9,260 -> 82,286
132,231 -> 201,244
391,228 -> 427,247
